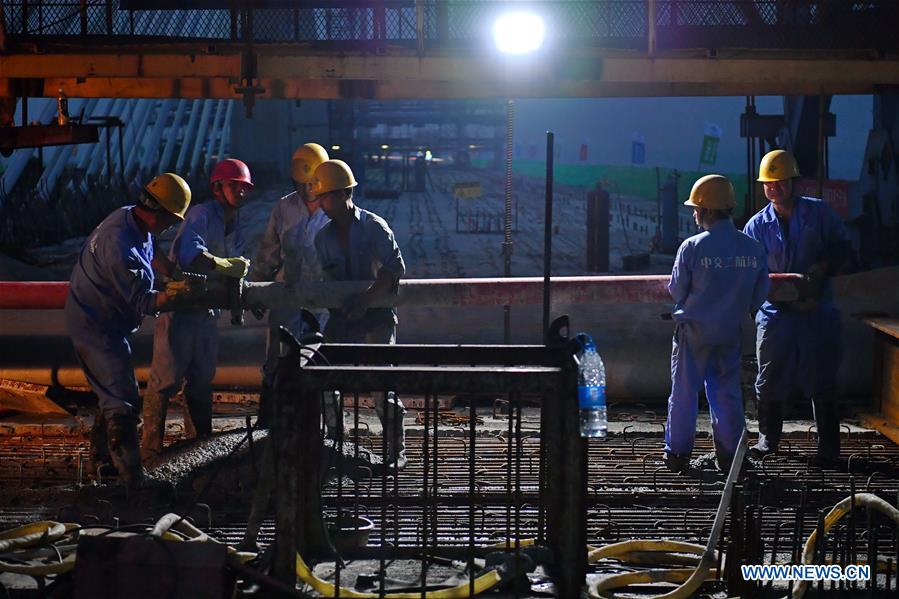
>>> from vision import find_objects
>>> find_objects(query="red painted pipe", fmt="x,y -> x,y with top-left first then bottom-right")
0,274 -> 804,310
0,281 -> 70,309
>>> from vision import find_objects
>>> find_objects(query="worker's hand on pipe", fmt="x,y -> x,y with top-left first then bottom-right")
793,262 -> 827,310
163,273 -> 207,306
803,261 -> 828,296
213,256 -> 251,279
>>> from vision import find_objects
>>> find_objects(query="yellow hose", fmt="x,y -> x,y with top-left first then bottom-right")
587,539 -> 717,599
0,522 -> 78,575
792,493 -> 899,599
594,567 -> 718,594
0,515 -> 256,577
3,493 -> 895,598
587,540 -> 707,564
0,521 -> 68,552
150,513 -> 257,564
295,552 -> 503,599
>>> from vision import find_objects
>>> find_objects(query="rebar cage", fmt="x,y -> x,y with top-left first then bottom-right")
270,334 -> 586,597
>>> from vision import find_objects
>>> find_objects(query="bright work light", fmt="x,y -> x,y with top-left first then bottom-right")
493,12 -> 545,55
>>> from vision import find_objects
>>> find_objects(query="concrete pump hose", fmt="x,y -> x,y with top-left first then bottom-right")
587,540 -> 707,563
296,552 -> 503,598
0,521 -> 78,575
792,492 -> 899,599
0,521 -> 68,552
593,567 -> 717,594
152,514 -> 257,563
587,540 -> 717,599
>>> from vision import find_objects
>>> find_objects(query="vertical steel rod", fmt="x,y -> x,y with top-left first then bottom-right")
432,392 -> 439,549
468,392 -> 477,596
543,131 -> 554,344
421,392 -> 430,597
503,100 -> 514,344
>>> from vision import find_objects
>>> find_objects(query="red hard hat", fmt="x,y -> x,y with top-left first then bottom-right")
210,159 -> 253,187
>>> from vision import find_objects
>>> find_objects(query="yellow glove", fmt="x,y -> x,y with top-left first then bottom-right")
212,256 -> 250,279
164,273 -> 207,305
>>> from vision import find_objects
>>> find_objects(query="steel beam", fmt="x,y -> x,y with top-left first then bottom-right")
0,99 -> 56,204
3,51 -> 899,99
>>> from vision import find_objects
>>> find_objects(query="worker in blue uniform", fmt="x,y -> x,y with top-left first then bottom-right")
250,143 -> 330,427
664,175 -> 769,473
743,150 -> 850,464
141,159 -> 253,461
65,173 -> 198,486
312,159 -> 409,468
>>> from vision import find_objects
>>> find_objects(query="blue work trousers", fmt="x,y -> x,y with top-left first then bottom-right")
147,310 -> 218,409
70,327 -> 142,420
665,324 -> 745,460
755,307 -> 842,405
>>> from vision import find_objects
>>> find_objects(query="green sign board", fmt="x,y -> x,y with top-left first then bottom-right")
699,135 -> 720,165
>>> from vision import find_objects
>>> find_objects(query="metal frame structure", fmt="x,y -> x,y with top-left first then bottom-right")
271,331 -> 587,596
2,1 -> 899,103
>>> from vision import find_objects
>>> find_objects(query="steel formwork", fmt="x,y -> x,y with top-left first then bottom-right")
271,332 -> 587,597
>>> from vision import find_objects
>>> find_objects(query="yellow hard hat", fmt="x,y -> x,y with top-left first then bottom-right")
684,174 -> 736,210
311,159 -> 358,196
291,143 -> 329,184
757,149 -> 800,182
144,173 -> 191,219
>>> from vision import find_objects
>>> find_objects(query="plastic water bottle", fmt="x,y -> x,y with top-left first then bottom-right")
578,338 -> 607,438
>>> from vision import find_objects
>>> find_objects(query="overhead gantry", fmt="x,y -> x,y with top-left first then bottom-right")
1,0 -> 899,108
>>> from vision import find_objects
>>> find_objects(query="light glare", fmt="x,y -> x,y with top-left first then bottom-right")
493,12 -> 545,55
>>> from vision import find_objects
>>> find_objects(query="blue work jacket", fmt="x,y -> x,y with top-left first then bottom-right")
66,207 -> 157,336
669,219 -> 769,345
743,196 -> 849,322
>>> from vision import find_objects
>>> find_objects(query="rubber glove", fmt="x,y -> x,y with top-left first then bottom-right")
212,256 -> 250,279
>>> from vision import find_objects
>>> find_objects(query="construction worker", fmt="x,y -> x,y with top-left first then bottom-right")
141,159 -> 253,461
250,143 -> 330,427
65,173 -> 198,486
743,150 -> 850,464
311,159 -> 409,468
664,175 -> 769,473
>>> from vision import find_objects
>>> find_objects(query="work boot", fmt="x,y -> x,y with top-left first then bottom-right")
663,452 -> 689,473
811,393 -> 840,464
185,394 -> 213,439
107,414 -> 145,487
256,383 -> 273,429
89,409 -> 114,471
749,401 -> 782,459
377,392 -> 407,470
140,392 -> 169,462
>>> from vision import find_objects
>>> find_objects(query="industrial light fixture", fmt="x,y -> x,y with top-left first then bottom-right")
493,12 -> 545,55
380,144 -> 390,150
331,145 -> 341,151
